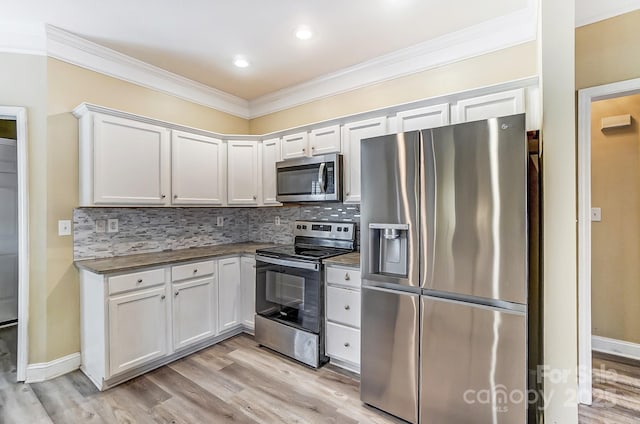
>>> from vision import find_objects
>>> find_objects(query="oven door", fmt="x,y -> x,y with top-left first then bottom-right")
255,255 -> 322,334
276,154 -> 342,202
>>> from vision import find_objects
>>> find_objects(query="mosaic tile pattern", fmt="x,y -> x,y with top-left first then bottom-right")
74,203 -> 360,259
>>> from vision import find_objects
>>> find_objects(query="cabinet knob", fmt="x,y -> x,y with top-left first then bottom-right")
302,148 -> 306,153
344,342 -> 350,348
161,194 -> 166,199
174,194 -> 178,199
175,291 -> 179,296
344,305 -> 350,310
193,269 -> 198,273
311,146 -> 316,150
161,295 -> 166,300
137,279 -> 143,284
344,273 -> 350,281
253,195 -> 257,200
346,192 -> 350,196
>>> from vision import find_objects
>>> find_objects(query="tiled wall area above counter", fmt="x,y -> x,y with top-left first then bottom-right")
74,204 -> 360,259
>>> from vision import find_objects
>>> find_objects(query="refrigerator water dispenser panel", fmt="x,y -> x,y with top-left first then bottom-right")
369,223 -> 409,277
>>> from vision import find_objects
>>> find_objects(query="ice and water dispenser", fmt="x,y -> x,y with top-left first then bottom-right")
368,223 -> 409,277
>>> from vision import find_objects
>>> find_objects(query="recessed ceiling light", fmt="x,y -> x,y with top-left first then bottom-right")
295,26 -> 313,40
233,56 -> 249,68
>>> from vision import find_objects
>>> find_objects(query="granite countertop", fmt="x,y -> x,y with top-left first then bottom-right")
323,252 -> 360,268
75,242 -> 278,274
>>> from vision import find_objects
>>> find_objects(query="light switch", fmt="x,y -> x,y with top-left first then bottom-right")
217,216 -> 224,227
107,218 -> 119,233
275,216 -> 281,226
591,207 -> 602,222
58,220 -> 71,236
95,219 -> 106,233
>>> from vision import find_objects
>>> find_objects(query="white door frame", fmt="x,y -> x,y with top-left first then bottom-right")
577,77 -> 640,405
0,106 -> 29,382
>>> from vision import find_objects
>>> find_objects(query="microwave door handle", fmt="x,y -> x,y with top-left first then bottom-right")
318,162 -> 326,193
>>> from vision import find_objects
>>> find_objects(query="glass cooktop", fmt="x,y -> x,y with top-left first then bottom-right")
256,244 -> 351,261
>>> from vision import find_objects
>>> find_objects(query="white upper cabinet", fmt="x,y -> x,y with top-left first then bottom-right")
171,130 -> 226,206
454,88 -> 525,124
282,132 -> 309,160
309,124 -> 341,156
227,141 -> 259,205
261,138 -> 281,206
92,114 -> 170,206
343,117 -> 387,204
396,104 -> 449,132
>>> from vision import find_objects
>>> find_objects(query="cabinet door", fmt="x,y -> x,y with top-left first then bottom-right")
227,141 -> 259,205
261,138 -> 282,205
172,276 -> 217,350
171,131 -> 225,205
217,257 -> 242,332
396,104 -> 449,132
455,88 -> 525,124
343,117 -> 387,204
281,132 -> 309,160
108,286 -> 169,377
309,124 -> 341,156
240,257 -> 256,329
93,114 -> 170,205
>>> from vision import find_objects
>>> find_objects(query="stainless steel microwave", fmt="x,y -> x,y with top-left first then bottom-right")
276,154 -> 343,202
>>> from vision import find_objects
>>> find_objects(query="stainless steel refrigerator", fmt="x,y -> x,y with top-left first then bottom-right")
360,114 -> 542,423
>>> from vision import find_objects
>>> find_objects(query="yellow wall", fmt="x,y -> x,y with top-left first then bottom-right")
249,42 -> 537,134
0,53 -> 49,362
576,9 -> 640,90
591,94 -> 640,344
0,54 -> 252,363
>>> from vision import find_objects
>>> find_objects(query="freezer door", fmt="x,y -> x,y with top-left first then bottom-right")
420,296 -> 527,423
361,131 -> 420,288
361,287 -> 419,424
420,114 -> 528,304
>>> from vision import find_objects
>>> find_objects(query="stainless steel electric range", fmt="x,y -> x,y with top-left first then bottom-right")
254,220 -> 356,368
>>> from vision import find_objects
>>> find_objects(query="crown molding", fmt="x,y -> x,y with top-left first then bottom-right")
248,1 -> 538,118
0,21 -> 46,55
576,0 -> 640,27
46,25 -> 251,119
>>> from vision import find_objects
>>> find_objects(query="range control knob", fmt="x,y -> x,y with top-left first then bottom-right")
297,225 -> 302,229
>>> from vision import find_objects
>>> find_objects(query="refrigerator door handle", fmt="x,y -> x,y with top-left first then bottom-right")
420,130 -> 437,289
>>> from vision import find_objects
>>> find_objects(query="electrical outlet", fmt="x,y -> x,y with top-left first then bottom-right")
275,216 -> 281,226
58,220 -> 71,236
107,218 -> 119,233
95,219 -> 106,233
217,216 -> 224,227
591,207 -> 602,222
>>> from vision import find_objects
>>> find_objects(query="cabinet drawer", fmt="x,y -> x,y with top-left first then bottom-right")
172,260 -> 215,282
326,286 -> 361,328
326,322 -> 360,365
108,268 -> 166,295
326,266 -> 361,288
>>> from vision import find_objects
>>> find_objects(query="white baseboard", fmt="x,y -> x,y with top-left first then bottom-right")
592,336 -> 640,361
25,352 -> 81,383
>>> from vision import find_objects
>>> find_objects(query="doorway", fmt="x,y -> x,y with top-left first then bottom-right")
0,107 -> 28,382
578,78 -> 640,405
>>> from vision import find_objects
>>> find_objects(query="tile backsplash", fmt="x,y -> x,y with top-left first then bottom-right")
74,203 -> 360,259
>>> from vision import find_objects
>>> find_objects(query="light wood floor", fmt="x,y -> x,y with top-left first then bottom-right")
5,327 -> 640,423
0,327 -> 402,423
579,352 -> 640,423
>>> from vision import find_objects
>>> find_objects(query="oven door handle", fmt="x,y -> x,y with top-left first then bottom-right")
256,255 -> 320,271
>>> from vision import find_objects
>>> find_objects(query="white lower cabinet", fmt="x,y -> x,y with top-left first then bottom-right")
80,254 -> 259,391
217,257 -> 242,333
325,264 -> 362,373
172,275 -> 217,351
240,256 -> 256,330
108,285 -> 169,377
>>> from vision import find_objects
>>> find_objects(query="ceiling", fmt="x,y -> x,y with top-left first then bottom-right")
2,1 -> 633,108
5,0 -> 531,100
